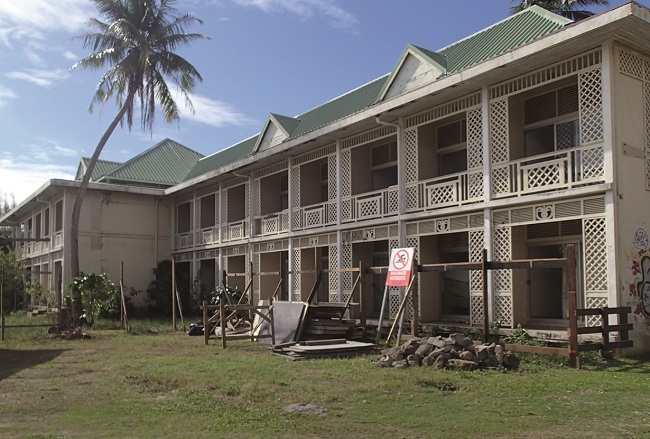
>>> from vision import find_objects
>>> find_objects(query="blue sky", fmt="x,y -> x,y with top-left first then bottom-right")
0,0 -> 640,204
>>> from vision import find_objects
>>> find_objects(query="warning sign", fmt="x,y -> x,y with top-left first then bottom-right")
386,247 -> 415,287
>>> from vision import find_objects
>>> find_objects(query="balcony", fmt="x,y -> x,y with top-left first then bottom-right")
222,220 -> 249,242
174,232 -> 193,250
292,200 -> 337,231
196,226 -> 218,246
255,211 -> 289,236
53,231 -> 63,249
406,169 -> 484,213
491,143 -> 605,198
342,186 -> 399,222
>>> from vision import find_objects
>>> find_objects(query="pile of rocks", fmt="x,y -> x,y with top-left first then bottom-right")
374,333 -> 520,370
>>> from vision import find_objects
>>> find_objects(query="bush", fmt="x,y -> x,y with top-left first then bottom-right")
67,273 -> 122,325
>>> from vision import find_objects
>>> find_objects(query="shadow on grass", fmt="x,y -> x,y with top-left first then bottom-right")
581,352 -> 650,373
0,348 -> 68,382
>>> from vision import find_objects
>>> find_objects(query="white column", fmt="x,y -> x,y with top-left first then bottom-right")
481,85 -> 495,322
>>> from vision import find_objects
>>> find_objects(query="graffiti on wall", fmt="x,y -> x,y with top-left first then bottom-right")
628,228 -> 650,325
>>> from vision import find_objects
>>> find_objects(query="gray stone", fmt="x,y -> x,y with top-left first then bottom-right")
458,350 -> 479,363
503,351 -> 521,369
407,354 -> 422,366
282,403 -> 327,415
433,353 -> 449,368
392,360 -> 409,368
446,359 -> 479,371
475,345 -> 490,361
422,353 -> 437,366
449,333 -> 466,344
428,336 -> 447,348
483,356 -> 500,368
415,342 -> 434,357
401,338 -> 420,355
494,344 -> 504,365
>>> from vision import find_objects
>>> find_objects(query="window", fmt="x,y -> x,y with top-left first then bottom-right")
437,119 -> 467,176
371,141 -> 398,191
524,85 -> 579,157
43,208 -> 50,237
320,162 -> 329,202
177,202 -> 191,234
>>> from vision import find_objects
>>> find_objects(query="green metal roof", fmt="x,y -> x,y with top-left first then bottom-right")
76,157 -> 123,182
184,136 -> 258,181
183,6 -> 571,183
438,6 -> 571,74
100,138 -> 203,186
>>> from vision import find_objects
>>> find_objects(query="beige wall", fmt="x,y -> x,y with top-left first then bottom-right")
612,49 -> 650,353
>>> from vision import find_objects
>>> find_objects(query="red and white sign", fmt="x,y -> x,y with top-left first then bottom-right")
386,247 -> 415,287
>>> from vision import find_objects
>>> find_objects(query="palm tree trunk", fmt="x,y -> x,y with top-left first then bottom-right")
70,92 -> 135,279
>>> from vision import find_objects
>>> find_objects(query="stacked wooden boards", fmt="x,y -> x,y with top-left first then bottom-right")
273,339 -> 377,360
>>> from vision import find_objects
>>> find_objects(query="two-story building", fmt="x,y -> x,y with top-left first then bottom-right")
166,3 -> 650,352
3,3 -> 650,352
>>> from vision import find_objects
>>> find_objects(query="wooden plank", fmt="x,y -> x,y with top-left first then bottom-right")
600,306 -> 632,315
577,343 -> 603,352
303,339 -> 347,346
607,340 -> 634,349
576,326 -> 604,335
505,343 -> 570,357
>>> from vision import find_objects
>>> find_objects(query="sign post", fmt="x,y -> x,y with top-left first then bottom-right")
376,248 -> 415,345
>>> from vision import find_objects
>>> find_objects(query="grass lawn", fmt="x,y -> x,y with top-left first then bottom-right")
1,316 -> 649,438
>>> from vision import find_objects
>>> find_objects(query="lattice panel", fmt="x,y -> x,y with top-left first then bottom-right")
585,296 -> 608,326
389,292 -> 401,319
328,204 -> 337,224
470,294 -> 484,325
406,185 -> 419,211
221,188 -> 228,230
329,245 -> 338,292
292,249 -> 301,299
253,179 -> 261,217
467,107 -> 483,169
244,182 -> 250,218
253,253 -> 260,300
583,217 -> 607,293
581,145 -> 605,180
468,172 -> 484,199
340,125 -> 396,149
491,167 -> 511,196
526,163 -> 562,188
490,99 -> 509,164
579,68 -> 604,144
428,184 -> 456,205
341,199 -> 352,222
493,227 -> 513,326
405,93 -> 481,128
620,50 -> 644,79
341,149 -> 351,197
328,155 -> 337,200
494,295 -> 513,327
387,188 -> 399,213
404,128 -> 418,183
341,240 -> 353,292
291,165 -> 300,208
469,230 -> 485,325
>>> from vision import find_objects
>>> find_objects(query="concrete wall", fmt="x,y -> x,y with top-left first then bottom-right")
612,47 -> 650,353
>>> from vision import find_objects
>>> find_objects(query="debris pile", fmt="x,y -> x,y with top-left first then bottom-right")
374,333 -> 520,370
273,339 -> 376,360
53,328 -> 91,341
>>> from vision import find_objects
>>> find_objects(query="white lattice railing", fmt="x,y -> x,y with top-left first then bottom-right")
195,226 -> 218,246
222,220 -> 249,242
492,143 -> 605,198
342,186 -> 399,222
293,200 -> 337,231
174,232 -> 193,250
53,231 -> 63,249
406,169 -> 484,212
255,210 -> 289,236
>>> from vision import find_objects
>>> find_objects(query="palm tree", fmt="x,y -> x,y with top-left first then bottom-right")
70,0 -> 207,278
510,0 -> 610,21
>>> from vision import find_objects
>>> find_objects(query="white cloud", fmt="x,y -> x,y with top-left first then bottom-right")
0,157 -> 75,205
230,0 -> 357,28
179,93 -> 258,127
5,68 -> 70,87
0,86 -> 18,107
0,0 -> 92,40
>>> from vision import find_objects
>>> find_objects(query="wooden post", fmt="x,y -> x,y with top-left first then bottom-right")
482,249 -> 489,343
220,290 -> 226,349
203,300 -> 209,345
375,284 -> 389,344
411,260 -> 419,337
120,262 -> 129,332
566,244 -> 579,369
171,258 -> 177,331
387,273 -> 416,347
1,263 -> 5,341
359,261 -> 365,329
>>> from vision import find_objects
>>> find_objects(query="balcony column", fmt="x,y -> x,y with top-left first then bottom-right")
287,156 -> 295,301
336,140 -> 343,299
482,85 -> 495,323
217,183 -> 222,244
601,41 -> 618,308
